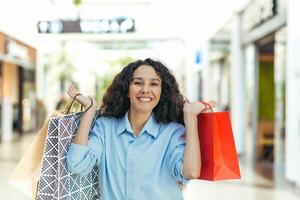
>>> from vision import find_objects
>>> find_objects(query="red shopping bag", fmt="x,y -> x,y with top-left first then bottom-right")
197,102 -> 241,181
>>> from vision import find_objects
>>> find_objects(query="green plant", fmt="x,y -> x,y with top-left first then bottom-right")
73,0 -> 83,6
258,60 -> 275,121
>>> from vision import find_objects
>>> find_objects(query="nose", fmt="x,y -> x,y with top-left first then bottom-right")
141,84 -> 150,94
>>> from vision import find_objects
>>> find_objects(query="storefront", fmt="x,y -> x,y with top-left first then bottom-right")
0,32 -> 37,141
202,0 -> 300,186
240,0 -> 287,176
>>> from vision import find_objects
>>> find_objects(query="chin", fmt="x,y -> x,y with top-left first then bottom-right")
133,105 -> 154,114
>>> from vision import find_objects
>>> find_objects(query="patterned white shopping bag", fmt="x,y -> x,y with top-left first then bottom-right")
36,111 -> 101,200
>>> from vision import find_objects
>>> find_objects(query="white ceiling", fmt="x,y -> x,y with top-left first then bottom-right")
0,0 -> 250,47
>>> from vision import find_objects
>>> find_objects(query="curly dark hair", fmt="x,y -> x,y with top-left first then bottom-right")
99,58 -> 185,125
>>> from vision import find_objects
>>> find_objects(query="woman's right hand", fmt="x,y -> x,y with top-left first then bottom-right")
67,84 -> 98,110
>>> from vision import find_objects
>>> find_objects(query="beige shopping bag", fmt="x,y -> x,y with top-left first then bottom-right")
8,111 -> 62,199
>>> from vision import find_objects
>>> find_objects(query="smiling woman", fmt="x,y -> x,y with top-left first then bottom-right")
66,58 -> 216,200
99,59 -> 187,124
127,65 -> 162,134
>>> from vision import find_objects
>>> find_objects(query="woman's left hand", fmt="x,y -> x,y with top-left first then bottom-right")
183,100 -> 217,116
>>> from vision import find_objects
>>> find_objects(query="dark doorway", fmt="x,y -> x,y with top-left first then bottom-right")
255,34 -> 275,180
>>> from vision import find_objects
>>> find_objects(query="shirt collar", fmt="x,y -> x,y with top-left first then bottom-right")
117,111 -> 160,138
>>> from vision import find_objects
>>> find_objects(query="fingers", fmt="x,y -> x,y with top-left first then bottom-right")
66,85 -> 97,108
67,85 -> 73,97
200,100 -> 217,112
183,96 -> 190,104
67,84 -> 80,98
207,100 -> 217,108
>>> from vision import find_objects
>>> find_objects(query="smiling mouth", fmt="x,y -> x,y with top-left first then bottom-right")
137,97 -> 152,103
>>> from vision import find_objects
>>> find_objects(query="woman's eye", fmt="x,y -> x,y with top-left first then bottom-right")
134,82 -> 142,85
151,83 -> 159,86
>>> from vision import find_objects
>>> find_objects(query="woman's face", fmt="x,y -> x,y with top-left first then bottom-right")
128,65 -> 162,115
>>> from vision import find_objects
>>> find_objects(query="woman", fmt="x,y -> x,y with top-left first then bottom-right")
66,58 -> 216,200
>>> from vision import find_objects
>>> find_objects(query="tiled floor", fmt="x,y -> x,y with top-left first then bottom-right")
0,133 -> 35,199
0,133 -> 299,200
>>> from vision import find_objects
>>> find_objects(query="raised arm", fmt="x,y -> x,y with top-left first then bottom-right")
66,84 -> 102,176
182,100 -> 216,179
67,84 -> 98,145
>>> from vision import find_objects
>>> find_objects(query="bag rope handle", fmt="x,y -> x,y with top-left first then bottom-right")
74,98 -> 95,121
66,93 -> 82,114
66,93 -> 94,117
199,100 -> 214,113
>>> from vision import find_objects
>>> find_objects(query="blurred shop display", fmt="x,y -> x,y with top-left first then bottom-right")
43,39 -> 136,111
204,23 -> 232,113
0,32 -> 37,141
199,0 -> 300,187
44,41 -> 75,96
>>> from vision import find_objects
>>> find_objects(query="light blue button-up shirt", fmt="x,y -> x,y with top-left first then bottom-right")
67,111 -> 189,200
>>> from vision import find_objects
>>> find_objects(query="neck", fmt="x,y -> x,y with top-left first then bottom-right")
128,109 -> 152,136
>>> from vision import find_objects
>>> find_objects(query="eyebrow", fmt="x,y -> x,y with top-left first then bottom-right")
132,77 -> 161,82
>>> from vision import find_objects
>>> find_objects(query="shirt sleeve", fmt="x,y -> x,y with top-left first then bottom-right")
166,124 -> 190,185
66,117 -> 104,176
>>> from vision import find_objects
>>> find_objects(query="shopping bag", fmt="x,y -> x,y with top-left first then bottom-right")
197,102 -> 241,181
8,111 -> 62,199
36,110 -> 101,200
8,95 -> 82,199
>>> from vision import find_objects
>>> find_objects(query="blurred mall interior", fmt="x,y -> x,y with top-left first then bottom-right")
0,0 -> 300,199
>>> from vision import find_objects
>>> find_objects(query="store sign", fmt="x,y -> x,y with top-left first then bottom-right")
243,0 -> 277,32
38,17 -> 135,34
6,39 -> 29,60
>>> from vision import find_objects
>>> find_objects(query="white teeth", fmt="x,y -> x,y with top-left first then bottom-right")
138,97 -> 151,102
